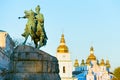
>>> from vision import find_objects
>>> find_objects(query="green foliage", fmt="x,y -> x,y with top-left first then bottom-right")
113,67 -> 120,80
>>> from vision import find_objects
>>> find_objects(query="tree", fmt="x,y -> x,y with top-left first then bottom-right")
112,67 -> 120,80
13,38 -> 23,47
13,38 -> 35,48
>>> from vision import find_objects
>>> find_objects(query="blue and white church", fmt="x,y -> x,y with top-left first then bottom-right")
73,46 -> 112,80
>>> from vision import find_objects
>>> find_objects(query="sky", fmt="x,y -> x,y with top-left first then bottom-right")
0,0 -> 120,71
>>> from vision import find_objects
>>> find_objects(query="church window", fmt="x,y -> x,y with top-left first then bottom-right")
63,66 -> 65,73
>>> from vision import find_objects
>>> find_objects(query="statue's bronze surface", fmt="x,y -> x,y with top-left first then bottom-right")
19,5 -> 48,48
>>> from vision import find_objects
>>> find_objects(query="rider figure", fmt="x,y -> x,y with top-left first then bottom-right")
35,5 -> 48,41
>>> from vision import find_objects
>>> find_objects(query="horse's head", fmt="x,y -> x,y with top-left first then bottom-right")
24,10 -> 34,18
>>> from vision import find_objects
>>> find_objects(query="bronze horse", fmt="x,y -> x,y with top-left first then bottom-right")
19,9 -> 47,48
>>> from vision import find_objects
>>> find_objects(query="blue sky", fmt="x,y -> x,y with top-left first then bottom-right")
0,0 -> 120,71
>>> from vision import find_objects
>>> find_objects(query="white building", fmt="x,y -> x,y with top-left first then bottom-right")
56,34 -> 76,80
0,30 -> 14,57
0,30 -> 14,79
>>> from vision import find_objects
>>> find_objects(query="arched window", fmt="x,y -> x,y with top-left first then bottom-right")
63,66 -> 65,73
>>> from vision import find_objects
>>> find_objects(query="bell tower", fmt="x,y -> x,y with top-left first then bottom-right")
56,34 -> 73,80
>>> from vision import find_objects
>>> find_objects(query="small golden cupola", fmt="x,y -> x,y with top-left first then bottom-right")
57,34 -> 69,53
80,59 -> 85,66
106,60 -> 111,68
100,59 -> 105,66
87,46 -> 96,61
74,59 -> 79,67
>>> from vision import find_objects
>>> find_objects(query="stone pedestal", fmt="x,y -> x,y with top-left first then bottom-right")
5,45 -> 60,80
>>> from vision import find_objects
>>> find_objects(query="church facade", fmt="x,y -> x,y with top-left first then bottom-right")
73,46 -> 112,80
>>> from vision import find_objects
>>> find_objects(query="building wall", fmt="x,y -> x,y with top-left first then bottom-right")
0,31 -> 14,57
0,32 -> 6,48
56,53 -> 73,80
5,34 -> 14,56
0,47 -> 9,80
0,47 -> 9,68
56,53 -> 71,60
58,60 -> 72,78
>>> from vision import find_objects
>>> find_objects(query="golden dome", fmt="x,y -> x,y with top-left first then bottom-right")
81,59 -> 85,66
87,53 -> 96,61
100,59 -> 105,66
106,60 -> 110,68
87,46 -> 96,61
86,59 -> 90,65
57,45 -> 69,53
57,34 -> 69,53
74,59 -> 79,67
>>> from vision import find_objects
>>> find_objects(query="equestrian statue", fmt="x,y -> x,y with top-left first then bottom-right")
18,5 -> 48,49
